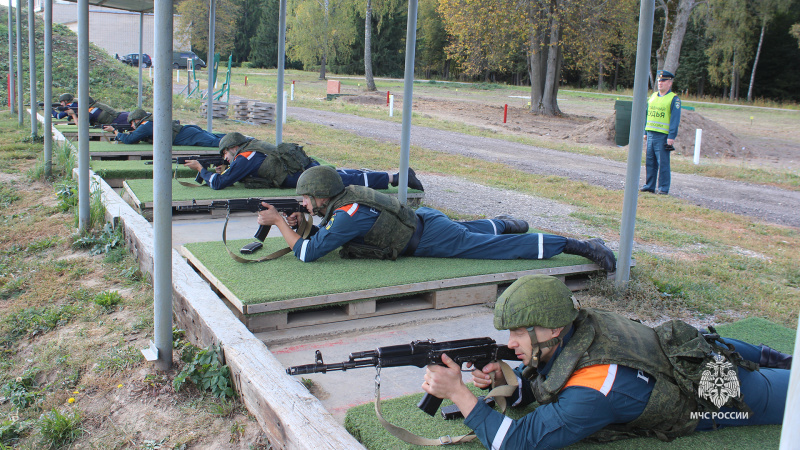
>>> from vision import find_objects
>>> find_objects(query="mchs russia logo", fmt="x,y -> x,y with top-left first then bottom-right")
690,354 -> 750,421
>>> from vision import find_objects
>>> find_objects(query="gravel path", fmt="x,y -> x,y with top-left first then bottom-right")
289,106 -> 800,229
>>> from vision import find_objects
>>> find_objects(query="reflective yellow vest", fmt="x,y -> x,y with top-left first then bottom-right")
645,91 -> 676,134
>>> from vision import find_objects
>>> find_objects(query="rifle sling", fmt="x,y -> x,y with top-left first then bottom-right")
221,209 -> 312,263
373,360 -> 518,446
174,162 -> 207,188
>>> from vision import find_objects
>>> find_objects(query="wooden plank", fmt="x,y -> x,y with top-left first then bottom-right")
431,284 -> 497,309
346,299 -> 376,315
244,263 -> 602,315
244,312 -> 288,332
121,181 -> 144,213
178,246 -> 247,314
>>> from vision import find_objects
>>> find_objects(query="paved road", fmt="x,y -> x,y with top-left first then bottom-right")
289,106 -> 800,229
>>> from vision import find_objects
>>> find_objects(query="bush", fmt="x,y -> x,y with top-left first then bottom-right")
37,408 -> 83,449
173,344 -> 236,399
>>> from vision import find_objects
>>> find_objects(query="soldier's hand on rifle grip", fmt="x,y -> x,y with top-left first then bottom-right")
183,160 -> 203,171
285,212 -> 302,228
102,126 -> 115,133
423,354 -> 465,399
257,202 -> 284,226
469,361 -> 505,389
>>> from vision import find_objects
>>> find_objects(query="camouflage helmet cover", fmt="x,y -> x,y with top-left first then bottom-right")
58,93 -> 74,103
86,96 -> 95,106
127,108 -> 149,123
218,132 -> 251,154
494,275 -> 579,330
296,165 -> 344,198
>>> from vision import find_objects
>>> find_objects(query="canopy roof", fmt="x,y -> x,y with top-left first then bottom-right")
61,0 -> 156,14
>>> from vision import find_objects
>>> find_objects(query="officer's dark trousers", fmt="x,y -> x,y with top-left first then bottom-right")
174,125 -> 225,148
412,207 -> 566,259
643,131 -> 671,193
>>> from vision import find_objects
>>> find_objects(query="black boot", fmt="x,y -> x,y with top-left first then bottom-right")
494,215 -> 529,234
391,168 -> 424,191
759,344 -> 792,369
563,238 -> 616,272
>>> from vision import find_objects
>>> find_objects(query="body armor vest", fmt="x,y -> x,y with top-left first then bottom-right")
171,121 -> 184,141
323,186 -> 417,260
91,101 -> 120,125
255,142 -> 311,188
645,92 -> 676,134
532,309 -> 750,442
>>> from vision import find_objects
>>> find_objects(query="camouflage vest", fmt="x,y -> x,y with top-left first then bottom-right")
91,101 -> 120,124
531,309 -> 752,442
254,142 -> 312,188
323,186 -> 417,260
171,121 -> 184,141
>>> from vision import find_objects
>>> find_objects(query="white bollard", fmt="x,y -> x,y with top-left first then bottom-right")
282,91 -> 287,124
694,129 -> 702,165
389,95 -> 394,117
176,69 -> 180,83
291,83 -> 294,101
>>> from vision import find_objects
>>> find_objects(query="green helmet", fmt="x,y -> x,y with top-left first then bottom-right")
296,165 -> 345,199
494,275 -> 579,331
86,96 -> 95,106
128,108 -> 149,124
58,93 -> 74,103
218,132 -> 250,155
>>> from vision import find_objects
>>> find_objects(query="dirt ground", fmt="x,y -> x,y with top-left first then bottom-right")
342,90 -> 800,171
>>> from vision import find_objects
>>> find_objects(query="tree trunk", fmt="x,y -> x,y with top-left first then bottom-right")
598,61 -> 604,91
655,0 -> 672,70
541,17 -> 561,116
730,52 -> 736,101
613,58 -> 619,91
319,53 -> 327,80
747,22 -> 765,102
660,0 -> 698,73
364,0 -> 376,91
528,30 -> 545,113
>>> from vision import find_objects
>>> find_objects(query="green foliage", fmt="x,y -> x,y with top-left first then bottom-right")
25,236 -> 62,254
173,344 -> 236,399
36,408 -> 83,450
55,181 -> 78,212
1,369 -> 42,410
0,418 -> 33,446
1,304 -> 78,344
92,290 -> 123,310
286,0 -> 358,77
0,183 -> 20,209
72,222 -> 122,255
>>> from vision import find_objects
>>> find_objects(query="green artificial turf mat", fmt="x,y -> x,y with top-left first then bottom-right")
182,236 -> 594,306
86,141 -> 211,153
91,160 -> 197,179
344,318 -> 794,449
126,178 -> 422,203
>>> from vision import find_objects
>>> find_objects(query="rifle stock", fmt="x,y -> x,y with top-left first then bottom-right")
286,337 -> 520,416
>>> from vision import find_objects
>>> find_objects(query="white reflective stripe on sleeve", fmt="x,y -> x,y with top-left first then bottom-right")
299,240 -> 309,261
346,203 -> 359,215
208,173 -> 216,183
363,172 -> 369,186
599,364 -> 618,396
491,416 -> 513,450
537,233 -> 544,259
489,219 -> 498,235
512,375 -> 524,407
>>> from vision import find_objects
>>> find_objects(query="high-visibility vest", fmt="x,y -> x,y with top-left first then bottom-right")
645,91 -> 676,134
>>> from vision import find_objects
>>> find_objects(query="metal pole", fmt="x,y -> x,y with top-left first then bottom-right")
397,0 -> 418,205
779,315 -> 800,448
138,12 -> 144,108
77,0 -> 90,232
7,0 -> 14,113
27,0 -> 37,138
152,0 -> 173,371
615,0 -> 655,286
275,0 -> 286,144
44,0 -> 52,178
206,0 -> 215,132
15,0 -> 22,124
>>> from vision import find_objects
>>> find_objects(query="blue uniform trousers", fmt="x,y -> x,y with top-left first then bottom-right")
412,207 -> 566,259
696,338 -> 789,429
174,125 -> 225,147
281,161 -> 389,189
643,131 -> 671,193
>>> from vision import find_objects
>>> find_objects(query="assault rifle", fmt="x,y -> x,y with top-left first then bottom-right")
145,156 -> 227,184
36,102 -> 78,113
286,337 -> 520,416
176,198 -> 306,242
92,123 -> 134,132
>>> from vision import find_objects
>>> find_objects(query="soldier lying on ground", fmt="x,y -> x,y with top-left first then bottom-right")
59,92 -> 129,126
423,275 -> 791,449
183,132 -> 425,191
256,165 -> 616,269
105,109 -> 225,147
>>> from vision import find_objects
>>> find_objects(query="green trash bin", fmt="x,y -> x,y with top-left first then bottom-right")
614,100 -> 633,146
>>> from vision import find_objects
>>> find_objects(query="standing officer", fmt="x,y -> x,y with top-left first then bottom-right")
256,165 -> 616,270
423,275 -> 791,448
641,70 -> 681,195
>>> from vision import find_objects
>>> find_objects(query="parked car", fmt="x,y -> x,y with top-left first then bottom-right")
172,51 -> 206,69
120,53 -> 152,68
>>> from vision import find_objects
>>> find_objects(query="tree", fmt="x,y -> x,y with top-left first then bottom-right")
792,23 -> 800,46
746,0 -> 792,101
363,0 -> 402,90
417,0 -> 450,79
175,0 -> 241,58
248,0 -> 280,68
232,0 -> 264,64
655,0 -> 701,75
287,0 -> 358,80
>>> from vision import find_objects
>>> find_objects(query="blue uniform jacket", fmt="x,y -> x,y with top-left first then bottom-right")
293,204 -> 381,262
51,102 -> 77,119
115,121 -> 223,147
198,151 -> 266,190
